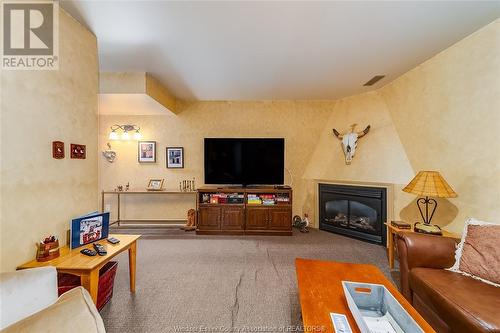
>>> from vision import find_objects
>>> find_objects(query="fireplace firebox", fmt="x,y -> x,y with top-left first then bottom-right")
319,183 -> 387,245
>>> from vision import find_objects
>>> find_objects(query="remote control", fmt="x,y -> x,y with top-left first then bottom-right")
93,243 -> 107,256
107,237 -> 120,244
80,248 -> 97,256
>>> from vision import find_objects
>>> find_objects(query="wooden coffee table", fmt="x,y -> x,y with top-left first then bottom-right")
295,258 -> 435,333
18,234 -> 140,304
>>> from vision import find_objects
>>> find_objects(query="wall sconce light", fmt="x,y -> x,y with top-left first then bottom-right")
109,124 -> 142,141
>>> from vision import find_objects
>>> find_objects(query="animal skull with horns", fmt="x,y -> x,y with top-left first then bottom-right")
332,124 -> 370,165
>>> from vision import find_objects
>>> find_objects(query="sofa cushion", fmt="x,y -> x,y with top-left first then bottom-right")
410,268 -> 500,333
448,218 -> 500,287
1,287 -> 105,333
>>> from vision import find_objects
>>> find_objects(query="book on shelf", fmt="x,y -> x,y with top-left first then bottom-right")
390,220 -> 412,229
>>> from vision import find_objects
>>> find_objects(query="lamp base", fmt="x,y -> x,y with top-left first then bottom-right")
414,222 -> 442,236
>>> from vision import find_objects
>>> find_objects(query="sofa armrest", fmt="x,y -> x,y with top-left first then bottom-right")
396,233 -> 457,301
0,267 -> 58,329
1,287 -> 105,333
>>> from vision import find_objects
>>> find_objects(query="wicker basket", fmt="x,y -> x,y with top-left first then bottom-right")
57,261 -> 118,311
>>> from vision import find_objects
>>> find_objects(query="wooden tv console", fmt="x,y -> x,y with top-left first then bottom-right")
196,186 -> 293,236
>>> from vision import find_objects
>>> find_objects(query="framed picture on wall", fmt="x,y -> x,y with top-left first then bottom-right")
138,141 -> 156,163
166,147 -> 184,168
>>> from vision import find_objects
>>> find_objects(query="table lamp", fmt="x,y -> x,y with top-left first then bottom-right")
402,171 -> 457,235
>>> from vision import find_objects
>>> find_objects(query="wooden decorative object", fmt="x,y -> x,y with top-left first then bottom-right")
36,239 -> 60,262
70,144 -> 86,159
52,141 -> 65,159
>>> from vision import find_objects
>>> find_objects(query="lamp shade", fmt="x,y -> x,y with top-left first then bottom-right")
402,171 -> 457,198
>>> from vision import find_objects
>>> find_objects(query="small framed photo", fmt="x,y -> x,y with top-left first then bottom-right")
147,179 -> 164,191
166,147 -> 184,168
138,141 -> 156,163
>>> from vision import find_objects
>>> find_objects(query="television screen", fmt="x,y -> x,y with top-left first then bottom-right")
204,138 -> 284,185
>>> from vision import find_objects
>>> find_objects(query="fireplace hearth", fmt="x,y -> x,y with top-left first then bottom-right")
319,183 -> 387,245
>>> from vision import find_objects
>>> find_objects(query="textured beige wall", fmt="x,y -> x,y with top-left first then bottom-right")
99,20 -> 499,234
303,20 -> 500,232
99,101 -> 333,221
378,19 -> 500,233
302,91 -> 415,227
0,9 -> 98,272
100,72 -> 146,94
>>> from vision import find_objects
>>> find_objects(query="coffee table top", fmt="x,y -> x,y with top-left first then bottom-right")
18,234 -> 140,271
295,258 -> 435,333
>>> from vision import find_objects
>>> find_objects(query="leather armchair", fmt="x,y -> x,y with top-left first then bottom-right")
396,232 -> 457,301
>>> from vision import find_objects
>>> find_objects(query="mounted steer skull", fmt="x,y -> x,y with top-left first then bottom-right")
332,124 -> 370,165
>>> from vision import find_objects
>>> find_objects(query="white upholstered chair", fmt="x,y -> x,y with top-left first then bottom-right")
0,266 -> 105,332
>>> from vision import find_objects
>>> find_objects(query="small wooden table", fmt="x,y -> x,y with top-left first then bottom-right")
385,223 -> 460,269
18,234 -> 140,304
296,258 -> 435,333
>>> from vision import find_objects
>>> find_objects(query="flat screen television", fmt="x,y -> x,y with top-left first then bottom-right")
204,138 -> 284,186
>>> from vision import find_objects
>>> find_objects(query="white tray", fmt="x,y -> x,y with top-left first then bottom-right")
342,281 -> 424,333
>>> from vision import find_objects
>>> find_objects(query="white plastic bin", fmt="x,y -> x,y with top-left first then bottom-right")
342,281 -> 424,333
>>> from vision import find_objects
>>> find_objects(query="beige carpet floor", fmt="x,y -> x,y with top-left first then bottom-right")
101,228 -> 394,333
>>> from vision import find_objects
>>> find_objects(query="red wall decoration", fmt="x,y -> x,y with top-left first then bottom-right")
70,144 -> 86,159
52,141 -> 65,159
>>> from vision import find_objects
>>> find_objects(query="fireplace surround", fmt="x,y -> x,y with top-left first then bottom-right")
319,183 -> 387,245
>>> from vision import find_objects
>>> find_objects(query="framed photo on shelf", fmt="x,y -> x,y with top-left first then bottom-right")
166,147 -> 184,168
138,141 -> 156,163
147,178 -> 164,191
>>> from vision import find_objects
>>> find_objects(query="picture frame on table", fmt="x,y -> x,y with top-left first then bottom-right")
70,212 -> 110,249
147,178 -> 164,191
138,141 -> 156,163
166,147 -> 184,168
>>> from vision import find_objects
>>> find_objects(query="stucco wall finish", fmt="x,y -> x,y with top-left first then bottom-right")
0,9 -> 98,272
99,20 -> 499,235
378,19 -> 500,233
99,101 -> 333,222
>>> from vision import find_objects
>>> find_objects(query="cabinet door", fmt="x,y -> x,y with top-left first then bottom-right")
198,207 -> 221,230
246,207 -> 269,230
221,206 -> 244,230
268,208 -> 292,230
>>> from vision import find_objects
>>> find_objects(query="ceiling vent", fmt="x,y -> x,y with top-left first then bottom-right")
363,75 -> 385,86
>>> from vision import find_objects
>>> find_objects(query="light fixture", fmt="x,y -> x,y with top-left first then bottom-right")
402,171 -> 457,235
108,130 -> 119,140
108,124 -> 141,141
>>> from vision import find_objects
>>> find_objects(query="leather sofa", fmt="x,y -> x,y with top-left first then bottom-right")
0,266 -> 105,332
396,233 -> 500,333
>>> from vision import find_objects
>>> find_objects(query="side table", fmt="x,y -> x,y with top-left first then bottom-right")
385,223 -> 460,269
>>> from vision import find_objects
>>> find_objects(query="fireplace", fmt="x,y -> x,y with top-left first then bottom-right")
319,183 -> 387,245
